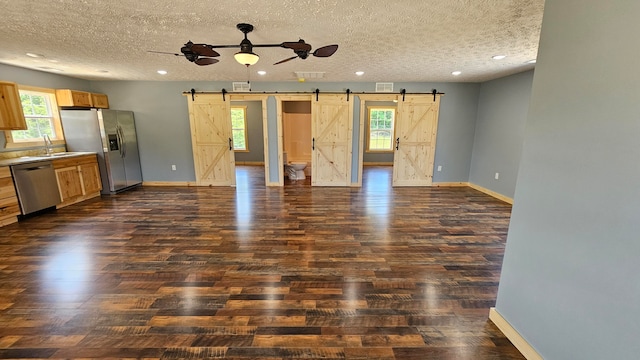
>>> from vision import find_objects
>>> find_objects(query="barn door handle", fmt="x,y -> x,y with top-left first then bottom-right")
229,138 -> 233,150
396,138 -> 400,150
312,138 -> 315,150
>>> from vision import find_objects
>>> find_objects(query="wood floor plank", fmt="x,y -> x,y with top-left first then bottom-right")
0,166 -> 524,359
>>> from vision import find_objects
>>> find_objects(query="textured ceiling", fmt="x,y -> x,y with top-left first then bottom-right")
0,0 -> 544,83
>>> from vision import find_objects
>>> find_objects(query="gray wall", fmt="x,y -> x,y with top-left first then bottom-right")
431,83 -> 479,183
232,101 -> 264,163
89,81 -> 197,182
469,71 -> 533,198
2,63 -> 480,185
90,80 -> 480,184
495,1 -> 640,359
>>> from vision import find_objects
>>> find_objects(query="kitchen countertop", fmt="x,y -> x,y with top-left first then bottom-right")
0,152 -> 97,167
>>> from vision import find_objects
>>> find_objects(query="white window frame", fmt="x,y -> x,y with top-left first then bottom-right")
230,106 -> 249,152
366,106 -> 396,153
4,86 -> 65,149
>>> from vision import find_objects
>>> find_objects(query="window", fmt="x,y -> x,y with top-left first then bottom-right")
367,107 -> 395,152
230,106 -> 248,151
4,86 -> 64,148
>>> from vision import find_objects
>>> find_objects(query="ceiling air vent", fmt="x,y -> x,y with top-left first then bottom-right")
233,82 -> 251,92
376,82 -> 394,92
295,71 -> 325,81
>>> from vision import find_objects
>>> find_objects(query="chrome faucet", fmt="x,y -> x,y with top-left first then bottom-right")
43,134 -> 53,156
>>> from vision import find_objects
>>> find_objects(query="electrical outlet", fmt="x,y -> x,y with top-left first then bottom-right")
171,165 -> 177,171
495,172 -> 499,180
437,165 -> 442,172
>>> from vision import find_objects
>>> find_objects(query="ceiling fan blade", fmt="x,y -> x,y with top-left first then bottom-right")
191,44 -> 220,57
194,57 -> 219,66
148,50 -> 182,56
281,41 -> 312,52
273,56 -> 298,65
313,44 -> 339,57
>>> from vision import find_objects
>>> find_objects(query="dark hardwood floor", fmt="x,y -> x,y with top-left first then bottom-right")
0,166 -> 523,359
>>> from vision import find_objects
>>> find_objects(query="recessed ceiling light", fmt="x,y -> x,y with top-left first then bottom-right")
452,71 -> 462,76
355,71 -> 364,76
257,70 -> 266,75
26,53 -> 43,58
157,70 -> 167,75
492,55 -> 507,60
526,59 -> 537,64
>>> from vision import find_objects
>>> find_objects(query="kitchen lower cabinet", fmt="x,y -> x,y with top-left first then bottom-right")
0,166 -> 20,226
53,154 -> 102,208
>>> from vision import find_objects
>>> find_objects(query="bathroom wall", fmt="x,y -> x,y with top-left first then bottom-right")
282,101 -> 312,163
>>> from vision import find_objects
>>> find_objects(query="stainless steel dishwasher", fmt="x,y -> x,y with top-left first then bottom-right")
11,161 -> 61,215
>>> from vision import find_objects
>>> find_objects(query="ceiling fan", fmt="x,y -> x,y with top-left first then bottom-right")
148,41 -> 220,66
149,23 -> 338,67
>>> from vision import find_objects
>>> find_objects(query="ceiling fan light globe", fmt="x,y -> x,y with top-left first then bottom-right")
234,51 -> 259,66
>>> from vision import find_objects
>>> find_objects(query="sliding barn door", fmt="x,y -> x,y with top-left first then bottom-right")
187,94 -> 236,186
311,94 -> 353,186
392,95 -> 441,186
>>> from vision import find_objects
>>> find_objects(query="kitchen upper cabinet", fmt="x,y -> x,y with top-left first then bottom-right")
55,89 -> 92,108
0,166 -> 20,227
90,93 -> 109,109
0,81 -> 28,130
53,154 -> 102,208
55,89 -> 109,108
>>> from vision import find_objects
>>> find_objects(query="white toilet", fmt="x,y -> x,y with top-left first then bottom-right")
283,152 -> 307,181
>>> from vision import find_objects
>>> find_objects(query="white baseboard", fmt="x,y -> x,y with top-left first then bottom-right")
489,308 -> 542,360
432,181 -> 469,187
468,183 -> 513,204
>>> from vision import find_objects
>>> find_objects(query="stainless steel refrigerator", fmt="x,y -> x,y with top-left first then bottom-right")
60,109 -> 143,194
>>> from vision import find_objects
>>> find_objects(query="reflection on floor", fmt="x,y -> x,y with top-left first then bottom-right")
0,166 -> 523,359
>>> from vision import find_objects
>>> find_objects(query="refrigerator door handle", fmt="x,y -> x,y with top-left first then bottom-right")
118,125 -> 127,158
119,125 -> 127,158
115,126 -> 123,157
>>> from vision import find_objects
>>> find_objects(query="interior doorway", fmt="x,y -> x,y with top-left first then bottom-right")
362,100 -> 397,167
231,100 -> 267,185
282,100 -> 312,184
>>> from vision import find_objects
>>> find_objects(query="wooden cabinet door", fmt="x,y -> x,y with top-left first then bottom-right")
55,166 -> 83,203
55,89 -> 92,107
0,167 -> 20,224
392,95 -> 441,186
80,162 -> 102,194
187,94 -> 235,186
91,93 -> 109,108
0,81 -> 27,130
311,94 -> 353,186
